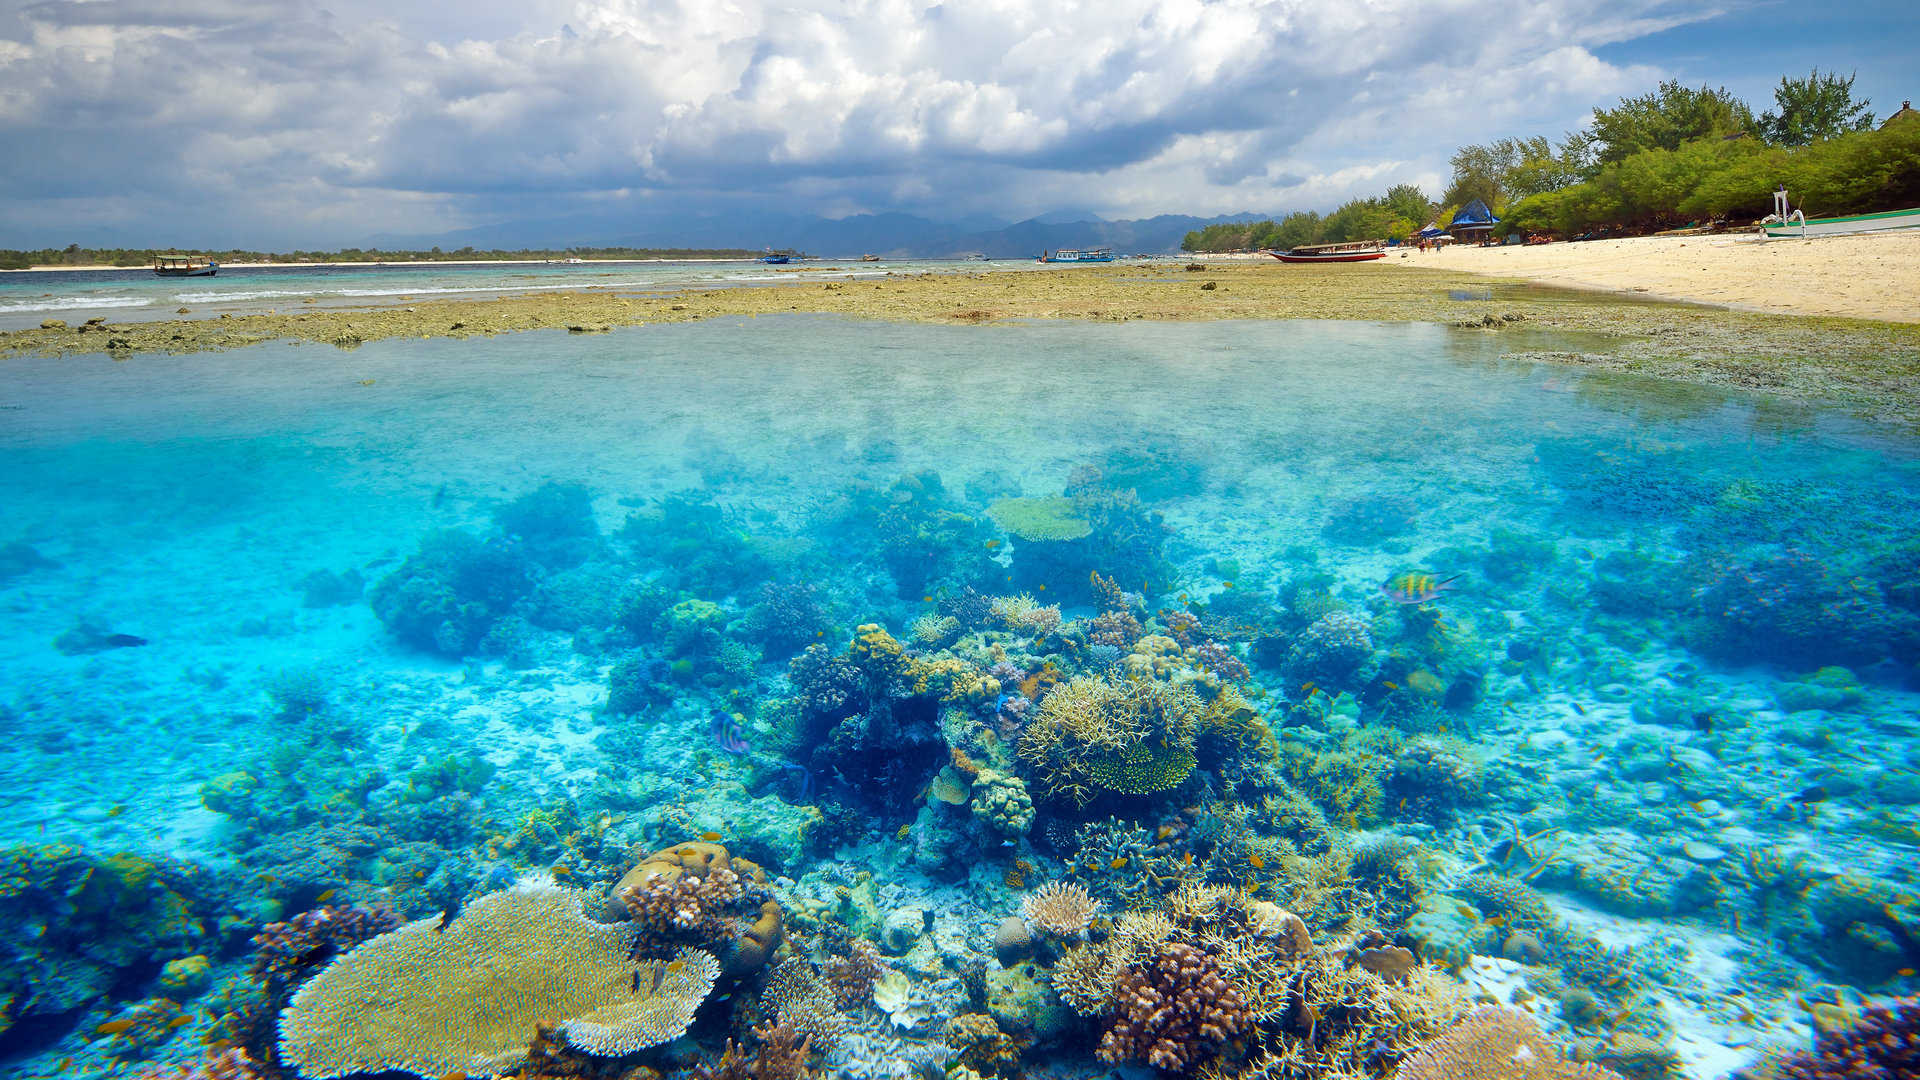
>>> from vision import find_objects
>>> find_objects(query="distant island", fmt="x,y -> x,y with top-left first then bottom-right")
0,245 -> 762,271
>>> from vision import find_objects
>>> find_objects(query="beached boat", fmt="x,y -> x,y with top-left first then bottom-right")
1038,248 -> 1113,263
1761,206 -> 1920,239
153,254 -> 218,277
1267,241 -> 1385,264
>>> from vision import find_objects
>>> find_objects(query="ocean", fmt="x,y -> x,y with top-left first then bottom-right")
0,258 -> 1041,331
1,314 -> 1916,1079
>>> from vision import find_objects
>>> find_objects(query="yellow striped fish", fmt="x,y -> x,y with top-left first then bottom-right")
1382,572 -> 1461,605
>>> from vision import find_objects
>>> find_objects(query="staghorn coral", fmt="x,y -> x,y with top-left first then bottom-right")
1393,1006 -> 1626,1080
1773,997 -> 1919,1080
694,1021 -> 814,1080
1018,673 -> 1201,806
1021,881 -> 1103,938
1097,939 -> 1252,1070
278,880 -> 714,1078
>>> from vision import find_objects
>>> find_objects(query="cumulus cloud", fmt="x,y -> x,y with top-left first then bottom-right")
0,0 -> 1728,245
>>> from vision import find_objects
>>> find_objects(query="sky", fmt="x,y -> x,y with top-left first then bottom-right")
0,0 -> 1910,248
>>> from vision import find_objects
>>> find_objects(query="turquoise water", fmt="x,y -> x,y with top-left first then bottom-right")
2,317 -> 1917,1079
0,258 -> 1045,330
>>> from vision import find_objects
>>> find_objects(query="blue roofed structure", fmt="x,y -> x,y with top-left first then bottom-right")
1449,199 -> 1499,239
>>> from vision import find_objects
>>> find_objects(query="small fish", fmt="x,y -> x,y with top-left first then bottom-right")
1484,916 -> 1508,928
359,379 -> 376,387
167,1015 -> 193,1029
106,804 -> 126,817
1899,968 -> 1916,977
1036,583 -> 1046,591
550,865 -> 572,877
1110,857 -> 1128,869
699,831 -> 723,842
1300,682 -> 1318,696
1792,786 -> 1831,804
666,959 -> 685,974
1397,798 -> 1408,810
1247,853 -> 1265,869
96,1019 -> 136,1036
1383,681 -> 1400,691
1691,710 -> 1716,733
985,539 -> 999,549
1570,701 -> 1587,716
103,633 -> 149,648
922,595 -> 933,602
1381,572 -> 1460,605
1156,825 -> 1174,839
1221,581 -> 1235,589
630,970 -> 641,993
1181,852 -> 1193,866
314,889 -> 337,902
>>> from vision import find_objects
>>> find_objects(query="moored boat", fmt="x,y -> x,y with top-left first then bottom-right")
1761,206 -> 1920,239
153,254 -> 218,277
1038,248 -> 1113,263
1267,241 -> 1385,264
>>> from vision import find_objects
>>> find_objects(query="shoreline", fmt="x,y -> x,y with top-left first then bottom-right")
5,258 -> 1918,427
1385,230 -> 1920,324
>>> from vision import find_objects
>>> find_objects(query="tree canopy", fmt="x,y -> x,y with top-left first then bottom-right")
1590,80 -> 1755,166
1759,68 -> 1875,147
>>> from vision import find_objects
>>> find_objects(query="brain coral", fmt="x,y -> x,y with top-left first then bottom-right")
278,880 -> 714,1078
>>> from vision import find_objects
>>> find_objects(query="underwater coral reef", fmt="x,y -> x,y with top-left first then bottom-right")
3,318 -> 1919,1080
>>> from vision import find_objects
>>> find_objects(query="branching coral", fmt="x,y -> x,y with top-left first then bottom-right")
610,842 -> 785,978
1773,997 -> 1919,1080
1096,940 -> 1252,1070
1021,881 -> 1103,938
694,1022 -> 814,1080
762,958 -> 852,1051
1392,1006 -> 1625,1079
823,938 -> 889,1008
1018,673 -> 1201,805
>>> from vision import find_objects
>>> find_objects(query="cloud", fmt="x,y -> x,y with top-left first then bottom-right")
0,0 -> 1733,245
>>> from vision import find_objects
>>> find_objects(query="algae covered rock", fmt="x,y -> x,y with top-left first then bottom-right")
968,769 -> 1034,836
985,959 -> 1077,1047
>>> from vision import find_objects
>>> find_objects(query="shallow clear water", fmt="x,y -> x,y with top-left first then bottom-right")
2,316 -> 1918,1079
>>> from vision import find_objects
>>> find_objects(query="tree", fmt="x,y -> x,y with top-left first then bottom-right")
1759,68 -> 1874,147
1589,80 -> 1755,166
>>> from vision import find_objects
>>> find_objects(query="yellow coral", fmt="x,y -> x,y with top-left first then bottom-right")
1393,1006 -> 1626,1080
279,881 -> 710,1078
987,496 -> 1093,541
1021,881 -> 1103,937
561,948 -> 719,1056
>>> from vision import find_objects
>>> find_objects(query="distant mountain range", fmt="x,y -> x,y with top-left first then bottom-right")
373,209 -> 1273,258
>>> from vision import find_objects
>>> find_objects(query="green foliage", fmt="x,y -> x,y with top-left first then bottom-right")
1502,119 -> 1920,236
1759,68 -> 1875,147
1446,135 -> 1596,210
1590,79 -> 1755,166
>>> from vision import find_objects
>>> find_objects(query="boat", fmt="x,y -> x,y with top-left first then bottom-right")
152,254 -> 218,277
761,247 -> 796,264
1038,248 -> 1113,263
1267,241 -> 1386,264
1761,206 -> 1920,239
860,254 -> 881,262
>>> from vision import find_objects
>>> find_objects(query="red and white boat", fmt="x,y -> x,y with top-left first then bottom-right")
1267,241 -> 1386,263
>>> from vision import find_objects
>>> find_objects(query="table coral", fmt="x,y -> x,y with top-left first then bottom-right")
1393,1006 -> 1626,1079
278,880 -> 713,1078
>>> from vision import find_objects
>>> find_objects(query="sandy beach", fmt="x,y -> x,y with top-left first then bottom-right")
1398,230 -> 1920,323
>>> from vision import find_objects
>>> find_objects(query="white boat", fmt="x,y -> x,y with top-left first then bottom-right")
1267,241 -> 1386,264
1760,187 -> 1920,239
1762,206 -> 1920,239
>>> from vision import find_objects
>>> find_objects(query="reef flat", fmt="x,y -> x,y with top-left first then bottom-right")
6,261 -> 1920,427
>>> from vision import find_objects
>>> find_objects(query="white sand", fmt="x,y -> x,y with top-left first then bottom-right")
1391,230 -> 1920,323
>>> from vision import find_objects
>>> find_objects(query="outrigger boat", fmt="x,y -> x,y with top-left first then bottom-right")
1761,186 -> 1920,239
152,254 -> 218,277
1038,248 -> 1113,263
1267,241 -> 1385,264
